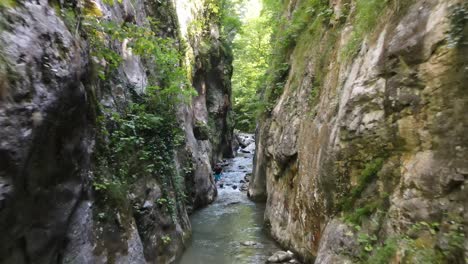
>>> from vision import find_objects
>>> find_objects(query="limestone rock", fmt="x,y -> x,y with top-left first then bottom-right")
0,0 -> 233,262
267,250 -> 294,263
250,0 -> 468,262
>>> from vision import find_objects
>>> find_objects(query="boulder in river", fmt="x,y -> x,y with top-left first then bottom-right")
236,133 -> 255,149
267,250 -> 294,263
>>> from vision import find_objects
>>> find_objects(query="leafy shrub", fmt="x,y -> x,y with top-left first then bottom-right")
342,0 -> 391,59
366,238 -> 398,264
87,16 -> 195,216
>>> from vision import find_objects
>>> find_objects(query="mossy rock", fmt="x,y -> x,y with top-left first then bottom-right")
83,0 -> 103,17
0,0 -> 16,9
193,121 -> 210,140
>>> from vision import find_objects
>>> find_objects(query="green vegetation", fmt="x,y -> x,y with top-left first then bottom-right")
83,0 -> 104,17
398,220 -> 465,263
343,199 -> 382,225
188,0 -> 243,41
83,13 -> 196,223
357,233 -> 378,253
193,121 -> 211,140
219,0 -> 245,40
231,0 -> 416,127
341,0 -> 390,59
263,0 -> 333,108
350,220 -> 465,263
94,93 -> 186,210
231,0 -> 338,130
0,0 -> 16,8
342,0 -> 414,60
338,158 -> 384,212
84,19 -> 196,100
232,13 -> 272,131
366,238 -> 398,264
161,235 -> 172,245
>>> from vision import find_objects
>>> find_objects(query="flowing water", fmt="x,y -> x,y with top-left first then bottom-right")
179,135 -> 280,264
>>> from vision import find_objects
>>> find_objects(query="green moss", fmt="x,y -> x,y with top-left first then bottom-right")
366,238 -> 398,264
102,0 -> 116,6
193,121 -> 211,140
342,0 -> 391,60
83,0 -> 103,17
0,0 -> 16,8
88,17 -> 195,218
338,158 -> 385,211
354,158 -> 384,195
344,200 -> 381,225
263,0 -> 332,107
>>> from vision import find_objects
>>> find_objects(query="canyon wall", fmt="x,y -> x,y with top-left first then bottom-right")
250,0 -> 467,263
0,0 -> 232,263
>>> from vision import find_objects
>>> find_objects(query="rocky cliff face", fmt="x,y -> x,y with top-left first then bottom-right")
250,0 -> 467,263
175,0 -> 234,210
0,0 -> 232,263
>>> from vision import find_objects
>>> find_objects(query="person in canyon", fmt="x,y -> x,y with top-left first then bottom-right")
213,163 -> 223,183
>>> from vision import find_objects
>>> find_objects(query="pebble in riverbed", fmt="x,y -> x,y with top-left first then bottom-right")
240,241 -> 257,246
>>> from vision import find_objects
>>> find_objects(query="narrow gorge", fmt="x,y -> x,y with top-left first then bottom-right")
0,0 -> 466,264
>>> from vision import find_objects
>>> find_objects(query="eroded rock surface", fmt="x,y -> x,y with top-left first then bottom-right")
0,0 -> 232,263
251,0 -> 467,262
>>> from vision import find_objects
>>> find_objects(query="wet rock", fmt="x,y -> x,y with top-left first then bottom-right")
240,241 -> 257,246
244,174 -> 251,182
142,200 -> 153,209
314,220 -> 359,263
267,250 -> 294,263
240,180 -> 245,183
236,133 -> 255,149
232,135 -> 240,152
232,185 -> 238,190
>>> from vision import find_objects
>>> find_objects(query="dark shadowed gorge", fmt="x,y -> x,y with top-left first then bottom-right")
0,0 -> 466,264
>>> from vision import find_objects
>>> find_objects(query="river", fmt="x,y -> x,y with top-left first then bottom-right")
179,134 -> 280,264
